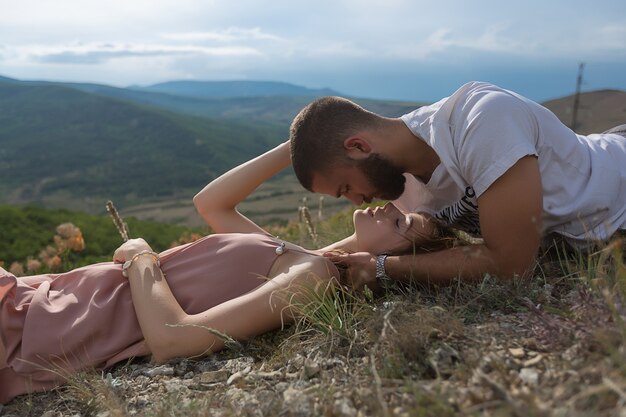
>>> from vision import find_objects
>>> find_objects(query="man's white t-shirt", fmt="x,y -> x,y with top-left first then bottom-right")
396,81 -> 626,246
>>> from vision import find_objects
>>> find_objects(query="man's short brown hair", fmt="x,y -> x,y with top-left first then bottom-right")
290,96 -> 381,191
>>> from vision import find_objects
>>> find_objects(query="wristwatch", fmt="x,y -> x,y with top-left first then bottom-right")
375,254 -> 390,283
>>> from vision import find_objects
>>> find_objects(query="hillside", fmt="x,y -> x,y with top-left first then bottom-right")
0,80 -> 284,214
542,89 -> 626,134
1,75 -> 624,227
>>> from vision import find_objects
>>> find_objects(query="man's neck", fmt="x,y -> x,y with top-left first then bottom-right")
385,119 -> 440,183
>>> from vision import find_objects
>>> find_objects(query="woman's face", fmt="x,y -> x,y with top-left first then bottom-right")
353,202 -> 431,254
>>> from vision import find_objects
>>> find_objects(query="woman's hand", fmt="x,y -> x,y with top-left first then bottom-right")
113,238 -> 154,263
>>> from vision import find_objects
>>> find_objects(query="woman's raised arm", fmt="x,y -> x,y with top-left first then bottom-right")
193,141 -> 291,234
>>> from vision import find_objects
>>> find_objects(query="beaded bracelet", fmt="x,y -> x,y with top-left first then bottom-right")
122,250 -> 160,277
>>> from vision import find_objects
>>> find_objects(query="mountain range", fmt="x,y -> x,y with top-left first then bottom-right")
0,75 -> 624,224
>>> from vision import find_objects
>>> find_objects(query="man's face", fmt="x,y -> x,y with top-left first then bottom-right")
311,153 -> 406,205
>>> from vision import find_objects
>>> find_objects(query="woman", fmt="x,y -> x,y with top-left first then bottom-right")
0,141 -> 439,404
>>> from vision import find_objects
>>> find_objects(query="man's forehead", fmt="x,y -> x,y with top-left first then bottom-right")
310,172 -> 342,196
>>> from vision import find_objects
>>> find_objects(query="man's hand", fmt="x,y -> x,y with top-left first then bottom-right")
324,251 -> 380,292
113,238 -> 153,263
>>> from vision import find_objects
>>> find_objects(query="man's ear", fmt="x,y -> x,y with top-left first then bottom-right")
343,136 -> 372,160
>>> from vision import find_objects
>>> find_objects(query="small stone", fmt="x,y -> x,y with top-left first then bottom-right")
508,347 -> 526,358
522,354 -> 544,367
200,369 -> 230,383
144,365 -> 174,377
224,356 -> 254,373
163,378 -> 187,392
303,358 -> 320,379
519,368 -> 540,386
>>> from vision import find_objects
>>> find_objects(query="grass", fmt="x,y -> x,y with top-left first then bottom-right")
4,209 -> 626,417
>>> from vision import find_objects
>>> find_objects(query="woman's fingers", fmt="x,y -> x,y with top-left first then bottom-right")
112,238 -> 153,263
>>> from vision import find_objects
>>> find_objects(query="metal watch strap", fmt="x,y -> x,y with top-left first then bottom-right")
375,254 -> 390,282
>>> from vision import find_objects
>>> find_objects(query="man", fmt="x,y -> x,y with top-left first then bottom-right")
289,81 -> 626,289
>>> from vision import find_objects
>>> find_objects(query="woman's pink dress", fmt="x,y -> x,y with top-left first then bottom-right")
0,233 -> 288,403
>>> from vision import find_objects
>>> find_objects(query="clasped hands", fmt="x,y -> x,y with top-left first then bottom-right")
323,251 -> 381,292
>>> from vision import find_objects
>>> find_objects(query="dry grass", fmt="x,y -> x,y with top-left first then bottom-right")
4,213 -> 626,417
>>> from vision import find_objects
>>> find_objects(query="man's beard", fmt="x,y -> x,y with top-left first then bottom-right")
357,153 -> 406,201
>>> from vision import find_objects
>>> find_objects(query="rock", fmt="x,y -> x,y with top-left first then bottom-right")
508,347 -> 526,358
303,358 -> 321,379
144,365 -> 174,377
163,378 -> 188,392
200,369 -> 230,383
224,356 -> 254,373
522,354 -> 544,367
519,368 -> 540,386
287,354 -> 306,372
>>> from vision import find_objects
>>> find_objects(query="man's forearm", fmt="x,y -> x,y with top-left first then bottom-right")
385,244 -> 501,284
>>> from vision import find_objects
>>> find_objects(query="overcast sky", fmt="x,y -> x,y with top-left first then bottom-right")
1,0 -> 624,102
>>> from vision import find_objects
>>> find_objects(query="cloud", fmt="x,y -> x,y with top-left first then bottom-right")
13,42 -> 261,65
385,24 -> 535,61
161,27 -> 286,43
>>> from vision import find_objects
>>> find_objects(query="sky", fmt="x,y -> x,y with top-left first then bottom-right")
0,0 -> 625,102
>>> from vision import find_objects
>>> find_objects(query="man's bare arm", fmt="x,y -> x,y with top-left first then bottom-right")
334,156 -> 543,287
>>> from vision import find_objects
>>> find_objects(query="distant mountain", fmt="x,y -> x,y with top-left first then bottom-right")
0,75 -> 424,125
0,79 -> 284,212
132,80 -> 339,99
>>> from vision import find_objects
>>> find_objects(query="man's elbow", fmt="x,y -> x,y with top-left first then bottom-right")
192,193 -> 204,213
496,256 -> 536,280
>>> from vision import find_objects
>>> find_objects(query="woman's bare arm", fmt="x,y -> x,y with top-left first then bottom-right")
193,141 -> 291,234
116,239 -> 333,363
